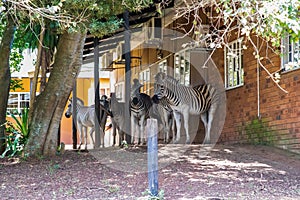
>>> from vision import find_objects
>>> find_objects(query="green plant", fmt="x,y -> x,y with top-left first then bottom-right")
47,162 -> 61,175
245,118 -> 274,145
121,140 -> 128,148
108,185 -> 119,193
142,189 -> 165,200
1,108 -> 30,158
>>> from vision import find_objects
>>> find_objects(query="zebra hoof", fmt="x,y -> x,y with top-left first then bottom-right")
173,140 -> 179,144
203,141 -> 211,145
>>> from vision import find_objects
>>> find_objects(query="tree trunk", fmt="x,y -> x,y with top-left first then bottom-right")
0,16 -> 15,154
29,27 -> 44,113
24,31 -> 86,157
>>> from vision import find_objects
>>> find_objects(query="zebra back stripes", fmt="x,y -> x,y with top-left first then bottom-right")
154,72 -> 218,144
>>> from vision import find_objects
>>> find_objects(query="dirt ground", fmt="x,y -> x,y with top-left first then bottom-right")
0,144 -> 299,200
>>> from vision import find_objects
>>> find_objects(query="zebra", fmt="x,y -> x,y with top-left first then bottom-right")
64,96 -> 111,149
152,96 -> 175,143
130,79 -> 153,145
109,92 -> 126,147
153,72 -> 218,144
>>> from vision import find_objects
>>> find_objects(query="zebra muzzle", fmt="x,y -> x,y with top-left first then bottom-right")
152,94 -> 160,104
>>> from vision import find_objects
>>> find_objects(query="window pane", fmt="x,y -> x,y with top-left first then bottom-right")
225,39 -> 244,89
282,35 -> 300,71
174,50 -> 190,86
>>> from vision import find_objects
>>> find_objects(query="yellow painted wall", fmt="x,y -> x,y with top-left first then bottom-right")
11,77 -> 42,92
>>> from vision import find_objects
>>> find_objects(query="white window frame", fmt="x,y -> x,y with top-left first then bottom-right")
158,59 -> 168,74
174,48 -> 190,86
224,38 -> 244,89
115,81 -> 125,102
281,35 -> 300,71
7,92 -> 30,115
139,69 -> 150,94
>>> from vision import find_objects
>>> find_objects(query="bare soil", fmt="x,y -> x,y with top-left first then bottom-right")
0,144 -> 299,200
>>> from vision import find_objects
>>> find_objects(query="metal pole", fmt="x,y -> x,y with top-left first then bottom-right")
147,118 -> 159,197
124,10 -> 132,143
72,81 -> 77,149
94,37 -> 101,148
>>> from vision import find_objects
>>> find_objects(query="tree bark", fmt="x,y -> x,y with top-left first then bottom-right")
24,31 -> 86,157
0,16 -> 15,154
29,27 -> 44,114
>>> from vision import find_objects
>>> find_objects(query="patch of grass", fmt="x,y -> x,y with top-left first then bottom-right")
47,162 -> 61,175
109,185 -> 119,193
142,189 -> 164,200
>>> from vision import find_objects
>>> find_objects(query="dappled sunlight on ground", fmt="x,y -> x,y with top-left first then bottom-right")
0,144 -> 299,199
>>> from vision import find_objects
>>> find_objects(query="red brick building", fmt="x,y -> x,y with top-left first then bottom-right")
95,3 -> 300,153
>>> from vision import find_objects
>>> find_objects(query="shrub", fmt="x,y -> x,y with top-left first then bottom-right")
1,108 -> 30,158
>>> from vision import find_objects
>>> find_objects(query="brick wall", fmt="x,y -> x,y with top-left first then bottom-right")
212,38 -> 300,154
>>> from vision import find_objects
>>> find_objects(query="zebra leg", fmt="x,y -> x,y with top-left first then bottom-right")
140,115 -> 146,145
89,127 -> 95,148
173,111 -> 181,144
204,103 -> 218,144
200,113 -> 208,144
182,110 -> 191,144
112,121 -> 117,146
77,123 -> 83,150
119,128 -> 124,146
82,126 -> 88,150
131,115 -> 135,144
171,113 -> 176,143
131,115 -> 139,144
100,128 -> 105,148
164,111 -> 171,143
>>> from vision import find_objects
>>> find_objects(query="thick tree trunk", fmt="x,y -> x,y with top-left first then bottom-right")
0,16 -> 15,154
24,31 -> 86,157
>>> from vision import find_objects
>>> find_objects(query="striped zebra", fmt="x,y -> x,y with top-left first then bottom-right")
153,72 -> 218,144
64,97 -> 111,149
109,93 -> 126,146
130,79 -> 153,145
152,96 -> 175,143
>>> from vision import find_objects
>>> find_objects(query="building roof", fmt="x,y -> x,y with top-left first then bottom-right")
82,1 -> 175,65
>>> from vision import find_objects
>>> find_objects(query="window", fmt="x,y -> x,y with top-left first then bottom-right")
174,49 -> 190,86
115,82 -> 125,102
224,38 -> 244,89
7,92 -> 30,115
158,59 -> 167,74
282,35 -> 300,71
139,69 -> 150,94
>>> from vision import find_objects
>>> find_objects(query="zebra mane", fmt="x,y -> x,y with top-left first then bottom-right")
76,98 -> 84,106
164,74 -> 179,85
155,72 -> 179,85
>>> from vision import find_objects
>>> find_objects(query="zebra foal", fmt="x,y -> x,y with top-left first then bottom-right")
153,72 -> 218,144
64,97 -> 110,149
130,79 -> 153,145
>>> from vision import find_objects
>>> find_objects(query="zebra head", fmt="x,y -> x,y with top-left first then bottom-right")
65,99 -> 73,118
131,79 -> 143,105
153,72 -> 167,101
64,98 -> 84,118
